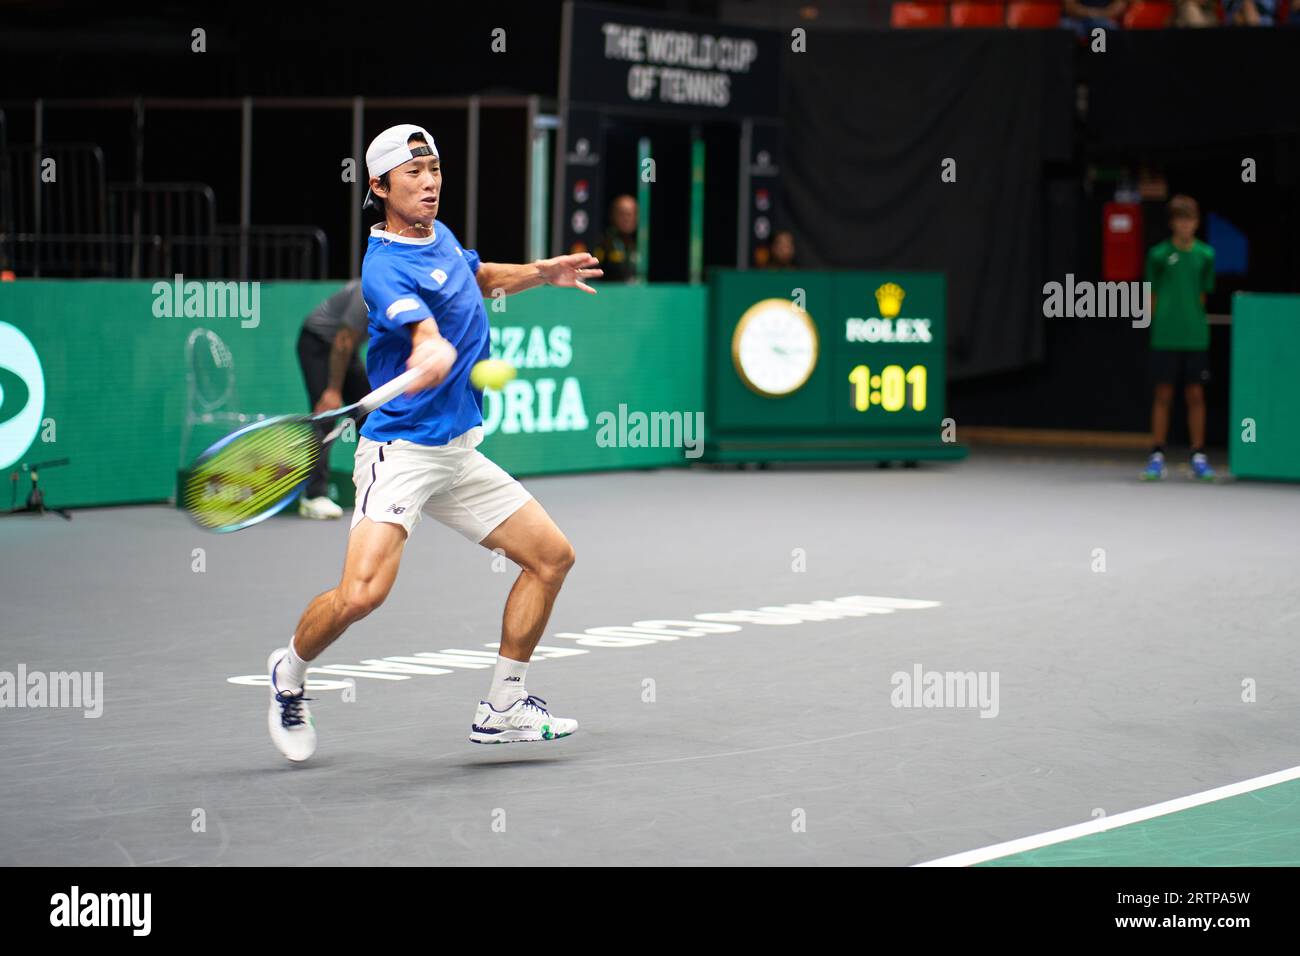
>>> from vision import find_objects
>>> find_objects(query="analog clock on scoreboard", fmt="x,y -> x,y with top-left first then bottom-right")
731,298 -> 819,397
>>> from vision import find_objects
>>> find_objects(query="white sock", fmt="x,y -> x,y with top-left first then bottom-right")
487,655 -> 528,710
276,637 -> 310,691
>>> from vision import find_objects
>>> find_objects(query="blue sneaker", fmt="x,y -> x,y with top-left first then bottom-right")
1140,451 -> 1166,481
1191,452 -> 1216,481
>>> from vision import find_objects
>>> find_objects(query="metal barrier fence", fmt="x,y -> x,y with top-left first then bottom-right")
172,226 -> 329,282
107,182 -> 217,277
0,142 -> 327,279
0,226 -> 327,280
0,96 -> 552,280
0,232 -> 163,278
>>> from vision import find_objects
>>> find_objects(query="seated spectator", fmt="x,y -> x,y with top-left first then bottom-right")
1061,0 -> 1130,35
767,230 -> 798,270
1175,0 -> 1218,25
592,195 -> 640,283
1223,0 -> 1275,23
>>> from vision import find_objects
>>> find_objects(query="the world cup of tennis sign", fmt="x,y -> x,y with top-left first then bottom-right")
563,2 -> 780,116
554,2 -> 783,257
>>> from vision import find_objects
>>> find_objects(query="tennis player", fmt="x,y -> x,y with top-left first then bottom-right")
266,124 -> 602,762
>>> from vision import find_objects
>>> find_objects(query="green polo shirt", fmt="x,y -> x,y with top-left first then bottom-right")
1145,238 -> 1215,351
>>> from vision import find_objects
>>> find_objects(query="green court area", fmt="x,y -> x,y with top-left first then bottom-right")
981,777 -> 1300,867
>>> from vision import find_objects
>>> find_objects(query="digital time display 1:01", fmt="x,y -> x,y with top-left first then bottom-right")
848,364 -> 927,412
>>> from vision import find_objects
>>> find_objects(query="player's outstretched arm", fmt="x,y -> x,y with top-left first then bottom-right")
476,253 -> 603,298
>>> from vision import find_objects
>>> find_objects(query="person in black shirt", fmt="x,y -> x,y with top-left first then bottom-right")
592,195 -> 639,283
296,279 -> 370,518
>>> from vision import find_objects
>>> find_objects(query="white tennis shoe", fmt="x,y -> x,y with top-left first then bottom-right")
267,649 -> 317,762
469,695 -> 578,744
298,495 -> 343,519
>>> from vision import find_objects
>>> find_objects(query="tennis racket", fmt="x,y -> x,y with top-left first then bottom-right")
183,363 -> 433,533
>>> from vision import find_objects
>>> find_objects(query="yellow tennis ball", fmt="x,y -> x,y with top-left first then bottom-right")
470,358 -> 517,391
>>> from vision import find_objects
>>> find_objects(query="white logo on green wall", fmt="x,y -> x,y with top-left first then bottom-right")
0,323 -> 45,469
481,324 -> 588,436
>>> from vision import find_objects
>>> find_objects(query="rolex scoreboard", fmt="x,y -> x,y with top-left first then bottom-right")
705,270 -> 967,463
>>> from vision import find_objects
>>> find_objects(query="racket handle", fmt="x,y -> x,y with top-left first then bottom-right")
357,364 -> 428,415
318,364 -> 433,443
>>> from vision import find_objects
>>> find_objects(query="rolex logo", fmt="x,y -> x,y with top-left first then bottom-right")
875,283 -> 905,319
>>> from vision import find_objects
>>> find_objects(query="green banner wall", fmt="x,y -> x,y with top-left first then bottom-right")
479,284 -> 707,476
1229,293 -> 1300,481
0,281 -> 706,509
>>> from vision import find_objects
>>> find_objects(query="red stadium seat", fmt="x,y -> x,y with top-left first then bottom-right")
1122,1 -> 1175,26
1006,1 -> 1063,25
891,2 -> 949,27
951,1 -> 1008,25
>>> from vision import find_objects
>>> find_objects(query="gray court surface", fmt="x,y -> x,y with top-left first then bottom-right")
2,450 -> 1297,866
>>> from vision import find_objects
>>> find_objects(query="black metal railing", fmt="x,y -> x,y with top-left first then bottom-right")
0,227 -> 327,280
1,145 -> 328,280
107,182 -> 218,278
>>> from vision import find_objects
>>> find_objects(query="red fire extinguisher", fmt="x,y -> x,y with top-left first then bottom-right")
1102,202 -> 1143,282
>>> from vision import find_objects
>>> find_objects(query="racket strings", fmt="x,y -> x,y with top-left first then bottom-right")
183,420 -> 321,530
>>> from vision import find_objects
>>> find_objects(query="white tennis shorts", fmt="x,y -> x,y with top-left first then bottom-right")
349,426 -> 532,543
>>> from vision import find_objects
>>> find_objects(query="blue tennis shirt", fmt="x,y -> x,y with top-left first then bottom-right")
359,222 -> 491,446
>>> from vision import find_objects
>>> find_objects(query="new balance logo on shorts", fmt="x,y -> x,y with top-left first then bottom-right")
386,504 -> 408,514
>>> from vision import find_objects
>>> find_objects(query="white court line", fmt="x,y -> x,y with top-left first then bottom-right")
915,763 -> 1300,867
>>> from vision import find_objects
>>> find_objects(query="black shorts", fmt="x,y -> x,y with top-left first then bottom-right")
1151,350 -> 1210,386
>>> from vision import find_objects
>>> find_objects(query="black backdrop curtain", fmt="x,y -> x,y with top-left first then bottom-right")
1085,30 -> 1300,155
780,30 -> 1074,379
